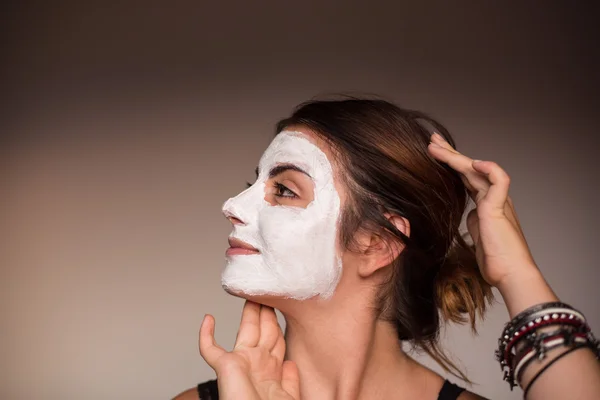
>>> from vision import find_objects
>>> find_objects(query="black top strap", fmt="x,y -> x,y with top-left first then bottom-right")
437,379 -> 465,400
197,379 -> 218,400
197,378 -> 463,400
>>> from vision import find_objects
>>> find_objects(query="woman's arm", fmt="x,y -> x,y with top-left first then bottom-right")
496,269 -> 600,399
428,133 -> 600,400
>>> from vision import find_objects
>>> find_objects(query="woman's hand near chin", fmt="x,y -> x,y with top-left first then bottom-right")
199,300 -> 300,400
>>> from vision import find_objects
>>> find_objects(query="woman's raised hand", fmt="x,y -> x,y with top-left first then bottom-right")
199,301 -> 300,400
427,133 -> 557,316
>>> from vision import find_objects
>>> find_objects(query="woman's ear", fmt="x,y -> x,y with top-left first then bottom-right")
358,214 -> 410,278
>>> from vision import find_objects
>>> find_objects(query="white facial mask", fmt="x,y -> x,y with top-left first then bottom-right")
221,131 -> 342,300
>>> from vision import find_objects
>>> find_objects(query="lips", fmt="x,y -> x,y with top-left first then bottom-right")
226,237 -> 260,256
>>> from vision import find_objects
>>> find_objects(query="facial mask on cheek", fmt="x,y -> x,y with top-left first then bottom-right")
220,131 -> 342,300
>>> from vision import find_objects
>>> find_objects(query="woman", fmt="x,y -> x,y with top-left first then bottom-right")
173,98 -> 600,399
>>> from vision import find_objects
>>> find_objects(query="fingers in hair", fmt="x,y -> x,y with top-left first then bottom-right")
428,137 -> 490,195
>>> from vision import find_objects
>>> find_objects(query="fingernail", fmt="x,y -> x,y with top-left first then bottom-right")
473,159 -> 483,165
432,132 -> 445,141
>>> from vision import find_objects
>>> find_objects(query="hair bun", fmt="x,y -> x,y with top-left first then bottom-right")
435,234 -> 493,331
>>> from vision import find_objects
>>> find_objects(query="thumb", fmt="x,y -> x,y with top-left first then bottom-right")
199,314 -> 227,369
466,208 -> 480,246
281,360 -> 300,399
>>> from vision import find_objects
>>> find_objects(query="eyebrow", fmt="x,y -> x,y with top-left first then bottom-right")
255,164 -> 312,179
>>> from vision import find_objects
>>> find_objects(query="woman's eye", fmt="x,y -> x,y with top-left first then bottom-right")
274,183 -> 297,198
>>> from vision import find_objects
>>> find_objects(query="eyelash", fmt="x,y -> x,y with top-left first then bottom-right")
244,181 -> 298,198
274,182 -> 297,198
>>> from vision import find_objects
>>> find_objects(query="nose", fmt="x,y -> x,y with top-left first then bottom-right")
222,197 -> 246,225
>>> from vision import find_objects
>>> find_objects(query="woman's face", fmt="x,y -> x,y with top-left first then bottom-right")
221,128 -> 345,300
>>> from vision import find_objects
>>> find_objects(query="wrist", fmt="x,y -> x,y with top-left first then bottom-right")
496,266 -> 559,318
495,264 -> 541,294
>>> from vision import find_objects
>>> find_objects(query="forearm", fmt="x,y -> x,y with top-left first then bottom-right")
522,344 -> 600,400
495,265 -> 558,319
496,266 -> 600,399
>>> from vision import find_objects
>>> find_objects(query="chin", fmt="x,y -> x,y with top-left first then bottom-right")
221,284 -> 303,309
221,284 -> 251,299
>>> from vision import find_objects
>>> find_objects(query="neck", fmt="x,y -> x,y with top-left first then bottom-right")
280,294 -> 417,400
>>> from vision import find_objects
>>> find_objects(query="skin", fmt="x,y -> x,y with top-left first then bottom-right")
173,129 -> 600,400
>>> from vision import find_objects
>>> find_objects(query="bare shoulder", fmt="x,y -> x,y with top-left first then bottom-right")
171,387 -> 199,400
458,390 -> 489,400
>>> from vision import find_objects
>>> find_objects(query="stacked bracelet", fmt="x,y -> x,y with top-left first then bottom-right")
495,302 -> 600,390
513,330 -> 588,382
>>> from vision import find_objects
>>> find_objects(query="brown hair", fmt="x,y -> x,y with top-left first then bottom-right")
276,97 -> 493,382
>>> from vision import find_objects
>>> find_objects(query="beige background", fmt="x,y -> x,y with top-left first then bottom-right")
1,2 -> 598,399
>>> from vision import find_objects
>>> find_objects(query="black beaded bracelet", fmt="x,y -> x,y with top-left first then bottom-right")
499,303 -> 584,345
503,302 -> 574,336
